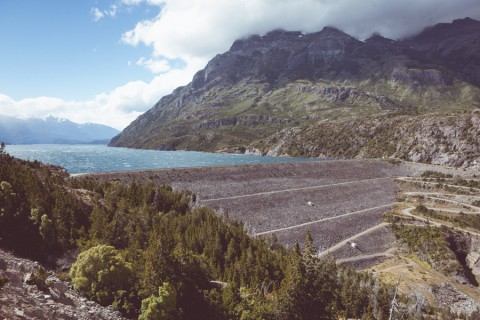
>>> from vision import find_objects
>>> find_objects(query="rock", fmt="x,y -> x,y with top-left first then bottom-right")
1,249 -> 128,320
14,307 -> 24,317
245,148 -> 264,156
0,257 -> 7,271
432,283 -> 480,316
253,110 -> 480,169
47,276 -> 69,294
23,272 -> 33,284
466,238 -> 480,277
49,287 -> 64,300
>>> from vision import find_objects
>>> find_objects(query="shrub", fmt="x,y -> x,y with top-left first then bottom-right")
139,282 -> 181,320
421,170 -> 452,179
26,266 -> 50,292
69,245 -> 134,307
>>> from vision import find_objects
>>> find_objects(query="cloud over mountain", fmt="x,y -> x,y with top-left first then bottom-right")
123,0 -> 480,60
2,0 -> 479,130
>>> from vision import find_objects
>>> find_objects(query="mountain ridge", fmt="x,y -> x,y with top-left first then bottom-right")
0,115 -> 119,144
109,17 -> 480,167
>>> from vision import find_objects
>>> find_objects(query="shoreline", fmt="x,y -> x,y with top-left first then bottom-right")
72,158 -> 479,180
71,158 -> 383,178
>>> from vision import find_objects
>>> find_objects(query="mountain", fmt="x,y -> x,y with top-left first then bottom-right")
0,115 -> 120,144
109,18 -> 480,167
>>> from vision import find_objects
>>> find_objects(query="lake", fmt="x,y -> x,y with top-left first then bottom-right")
5,144 -> 320,174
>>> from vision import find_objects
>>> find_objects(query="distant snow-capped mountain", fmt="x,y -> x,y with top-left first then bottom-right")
0,115 -> 120,144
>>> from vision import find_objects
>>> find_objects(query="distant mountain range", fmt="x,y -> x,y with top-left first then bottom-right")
109,17 -> 480,167
0,115 -> 119,144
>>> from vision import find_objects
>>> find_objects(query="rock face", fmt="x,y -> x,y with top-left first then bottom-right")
110,18 -> 480,168
255,110 -> 480,168
0,249 -> 126,320
467,237 -> 480,278
406,17 -> 480,86
432,283 -> 480,316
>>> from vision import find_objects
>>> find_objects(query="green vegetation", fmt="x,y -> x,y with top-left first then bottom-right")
361,78 -> 480,114
111,69 -> 480,155
450,178 -> 480,189
0,144 -> 88,260
0,147 -> 420,319
414,204 -> 480,232
139,282 -> 181,320
26,266 -> 51,292
421,170 -> 453,179
391,223 -> 459,274
69,245 -> 135,309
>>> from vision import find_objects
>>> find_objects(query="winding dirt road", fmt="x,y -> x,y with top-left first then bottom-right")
400,206 -> 480,237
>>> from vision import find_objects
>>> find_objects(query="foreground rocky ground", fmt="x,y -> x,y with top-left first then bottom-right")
0,249 -> 126,320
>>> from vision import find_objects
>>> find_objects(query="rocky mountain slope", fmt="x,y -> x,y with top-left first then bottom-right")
248,110 -> 480,169
110,18 -> 480,167
0,115 -> 119,144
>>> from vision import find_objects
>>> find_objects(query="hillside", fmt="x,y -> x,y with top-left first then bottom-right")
249,110 -> 480,169
0,115 -> 119,144
0,148 -> 409,319
110,18 -> 480,167
80,152 -> 480,317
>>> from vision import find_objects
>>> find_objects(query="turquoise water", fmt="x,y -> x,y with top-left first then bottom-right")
5,144 -> 319,174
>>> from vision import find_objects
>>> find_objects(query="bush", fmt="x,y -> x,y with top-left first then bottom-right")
421,170 -> 452,179
25,266 -> 50,292
139,282 -> 181,320
69,245 -> 134,307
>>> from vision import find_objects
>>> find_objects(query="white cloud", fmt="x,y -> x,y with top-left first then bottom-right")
106,4 -> 118,17
91,8 -> 105,21
122,0 -> 480,62
0,58 -> 204,130
121,0 -> 143,5
91,3 -> 119,21
136,57 -> 171,73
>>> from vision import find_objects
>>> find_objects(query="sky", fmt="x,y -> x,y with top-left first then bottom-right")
1,0 -> 479,130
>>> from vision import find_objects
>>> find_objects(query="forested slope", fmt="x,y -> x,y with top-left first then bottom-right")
0,146 -> 438,319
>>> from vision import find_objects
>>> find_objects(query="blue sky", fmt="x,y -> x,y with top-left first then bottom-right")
0,1 -> 157,100
0,0 -> 479,130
